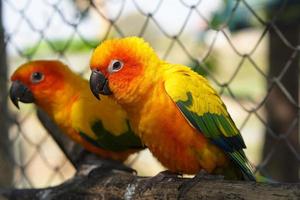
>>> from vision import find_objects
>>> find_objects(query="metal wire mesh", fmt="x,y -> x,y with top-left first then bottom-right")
2,0 -> 299,188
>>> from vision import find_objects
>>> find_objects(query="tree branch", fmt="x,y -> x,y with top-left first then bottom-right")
32,110 -> 300,200
1,164 -> 299,200
37,109 -> 88,169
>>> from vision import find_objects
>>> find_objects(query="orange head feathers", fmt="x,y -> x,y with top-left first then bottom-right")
10,60 -> 78,110
10,60 -> 145,161
90,37 -> 160,103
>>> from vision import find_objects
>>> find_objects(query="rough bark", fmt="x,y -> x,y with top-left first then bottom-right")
5,111 -> 299,200
0,0 -> 13,187
0,165 -> 299,200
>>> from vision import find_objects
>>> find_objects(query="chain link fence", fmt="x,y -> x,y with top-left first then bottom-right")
1,0 -> 299,188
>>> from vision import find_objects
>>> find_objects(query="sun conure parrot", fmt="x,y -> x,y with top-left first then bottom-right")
89,37 -> 256,180
10,60 -> 144,161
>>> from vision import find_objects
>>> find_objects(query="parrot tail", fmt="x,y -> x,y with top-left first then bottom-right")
212,159 -> 256,181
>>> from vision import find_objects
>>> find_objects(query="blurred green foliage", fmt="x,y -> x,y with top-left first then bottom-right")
23,38 -> 99,57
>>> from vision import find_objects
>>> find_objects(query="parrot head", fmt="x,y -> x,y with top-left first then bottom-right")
10,60 -> 71,109
89,37 -> 160,102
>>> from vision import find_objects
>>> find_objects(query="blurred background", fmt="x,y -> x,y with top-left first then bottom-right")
0,0 -> 299,188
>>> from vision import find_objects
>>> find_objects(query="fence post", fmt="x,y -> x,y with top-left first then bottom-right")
262,17 -> 300,181
0,0 -> 14,187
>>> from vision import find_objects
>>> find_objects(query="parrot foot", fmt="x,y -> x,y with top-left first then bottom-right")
76,152 -> 136,176
109,160 -> 135,173
83,160 -> 137,181
92,159 -> 136,174
137,170 -> 181,195
177,171 -> 224,199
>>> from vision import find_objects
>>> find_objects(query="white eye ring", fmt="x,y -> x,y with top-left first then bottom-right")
108,59 -> 124,73
31,72 -> 44,83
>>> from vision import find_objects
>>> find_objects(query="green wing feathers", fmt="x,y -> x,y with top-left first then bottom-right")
70,93 -> 144,152
164,65 -> 256,181
79,120 -> 144,152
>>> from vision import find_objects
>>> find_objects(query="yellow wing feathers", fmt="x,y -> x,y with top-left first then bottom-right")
164,65 -> 228,117
71,91 -> 130,140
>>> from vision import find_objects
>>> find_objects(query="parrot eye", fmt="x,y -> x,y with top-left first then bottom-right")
31,72 -> 44,83
108,59 -> 124,73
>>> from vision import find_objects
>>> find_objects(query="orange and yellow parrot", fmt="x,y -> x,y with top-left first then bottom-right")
89,37 -> 256,180
10,60 -> 144,161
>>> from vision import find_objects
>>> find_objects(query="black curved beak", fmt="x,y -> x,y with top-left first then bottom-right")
9,80 -> 34,109
89,70 -> 112,100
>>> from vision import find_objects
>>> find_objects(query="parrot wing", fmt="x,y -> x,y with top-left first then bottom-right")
70,94 -> 145,152
164,66 -> 255,180
78,120 -> 144,152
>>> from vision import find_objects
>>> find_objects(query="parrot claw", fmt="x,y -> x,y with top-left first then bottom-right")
137,170 -> 180,195
87,163 -> 136,179
91,161 -> 136,175
92,160 -> 137,175
177,171 -> 224,200
76,152 -> 137,176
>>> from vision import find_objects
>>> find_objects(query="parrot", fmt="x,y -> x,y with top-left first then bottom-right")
10,60 -> 144,162
89,37 -> 256,181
